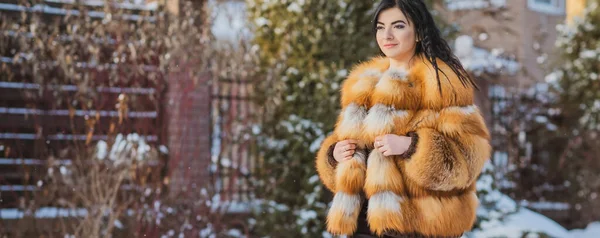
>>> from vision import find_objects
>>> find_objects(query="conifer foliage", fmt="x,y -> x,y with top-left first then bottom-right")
246,0 -> 378,236
549,0 -> 600,228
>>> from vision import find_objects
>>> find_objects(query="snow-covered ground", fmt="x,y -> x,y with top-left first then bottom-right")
471,209 -> 599,238
569,222 -> 600,238
2,195 -> 597,237
470,207 -> 570,238
467,193 -> 598,238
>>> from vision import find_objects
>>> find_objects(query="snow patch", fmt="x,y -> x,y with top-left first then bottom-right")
569,222 -> 600,238
309,135 -> 325,153
520,201 -> 570,211
454,35 -> 519,76
472,206 -> 569,238
0,207 -> 88,219
211,0 -> 251,42
97,140 -> 108,160
287,2 -> 302,13
579,50 -> 598,59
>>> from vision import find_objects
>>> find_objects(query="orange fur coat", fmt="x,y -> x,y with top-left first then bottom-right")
315,55 -> 491,237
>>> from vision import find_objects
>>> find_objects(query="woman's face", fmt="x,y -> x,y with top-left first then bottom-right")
376,7 -> 417,61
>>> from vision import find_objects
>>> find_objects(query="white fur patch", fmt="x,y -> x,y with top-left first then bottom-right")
382,68 -> 409,82
395,109 -> 409,118
365,151 -> 393,186
461,105 -> 478,115
352,149 -> 367,164
360,69 -> 382,79
445,104 -> 478,115
368,191 -> 403,213
338,103 -> 367,133
366,150 -> 384,168
330,192 -> 362,216
363,104 -> 395,134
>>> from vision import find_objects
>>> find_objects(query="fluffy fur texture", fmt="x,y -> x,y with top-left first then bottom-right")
315,56 -> 491,237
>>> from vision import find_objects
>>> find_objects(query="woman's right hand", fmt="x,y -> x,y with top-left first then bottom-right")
333,139 -> 360,163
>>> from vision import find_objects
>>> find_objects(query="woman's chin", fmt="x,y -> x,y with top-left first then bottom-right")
381,50 -> 400,58
382,51 -> 414,61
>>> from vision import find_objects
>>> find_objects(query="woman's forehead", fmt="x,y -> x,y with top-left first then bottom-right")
377,8 -> 408,24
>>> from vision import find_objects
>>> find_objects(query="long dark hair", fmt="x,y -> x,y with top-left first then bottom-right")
372,0 -> 478,92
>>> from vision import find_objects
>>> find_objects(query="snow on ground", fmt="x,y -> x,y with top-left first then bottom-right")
473,210 -> 600,237
471,207 -> 570,238
470,193 -> 599,237
0,199 -> 598,237
569,222 -> 600,238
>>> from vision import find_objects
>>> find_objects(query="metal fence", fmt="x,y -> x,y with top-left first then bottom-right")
210,77 -> 259,203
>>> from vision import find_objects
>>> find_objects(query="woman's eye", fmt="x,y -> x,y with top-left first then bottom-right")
376,26 -> 384,31
394,25 -> 405,29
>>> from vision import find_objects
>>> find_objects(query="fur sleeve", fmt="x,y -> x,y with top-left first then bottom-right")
401,107 -> 491,191
316,57 -> 386,192
315,134 -> 339,192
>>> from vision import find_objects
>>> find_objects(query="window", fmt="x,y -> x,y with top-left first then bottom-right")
445,0 -> 506,11
528,0 -> 565,15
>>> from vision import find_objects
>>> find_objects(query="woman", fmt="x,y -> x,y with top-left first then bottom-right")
315,0 -> 491,237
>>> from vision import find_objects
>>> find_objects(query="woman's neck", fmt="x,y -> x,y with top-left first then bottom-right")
388,54 -> 417,71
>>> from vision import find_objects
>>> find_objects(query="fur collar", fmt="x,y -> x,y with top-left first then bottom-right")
340,55 -> 474,111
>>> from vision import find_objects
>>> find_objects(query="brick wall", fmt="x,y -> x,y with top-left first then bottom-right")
165,63 -> 212,196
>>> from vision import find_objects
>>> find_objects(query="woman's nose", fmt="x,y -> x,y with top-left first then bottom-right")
385,29 -> 394,40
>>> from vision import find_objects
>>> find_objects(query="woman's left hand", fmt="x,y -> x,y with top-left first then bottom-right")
374,134 -> 412,156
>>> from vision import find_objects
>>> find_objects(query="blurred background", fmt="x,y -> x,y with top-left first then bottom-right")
0,0 -> 599,237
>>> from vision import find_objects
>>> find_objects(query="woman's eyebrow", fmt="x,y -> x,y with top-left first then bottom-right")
377,20 -> 407,25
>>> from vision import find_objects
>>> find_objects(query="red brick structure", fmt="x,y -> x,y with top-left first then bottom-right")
164,65 -> 212,196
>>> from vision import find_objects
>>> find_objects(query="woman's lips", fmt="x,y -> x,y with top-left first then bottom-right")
384,44 -> 398,48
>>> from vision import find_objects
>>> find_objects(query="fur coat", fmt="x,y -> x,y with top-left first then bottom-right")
315,55 -> 491,237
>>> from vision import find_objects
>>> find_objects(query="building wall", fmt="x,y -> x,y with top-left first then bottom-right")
159,0 -> 216,197
165,68 -> 212,196
567,0 -> 588,25
162,0 -> 181,15
520,0 -> 566,87
441,0 -> 566,87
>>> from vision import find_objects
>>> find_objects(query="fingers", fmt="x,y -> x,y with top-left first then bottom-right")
336,150 -> 354,162
378,145 -> 389,155
342,149 -> 356,161
335,142 -> 347,152
334,140 -> 359,163
374,135 -> 393,149
374,139 -> 386,149
339,140 -> 350,146
339,141 -> 357,150
341,139 -> 360,147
